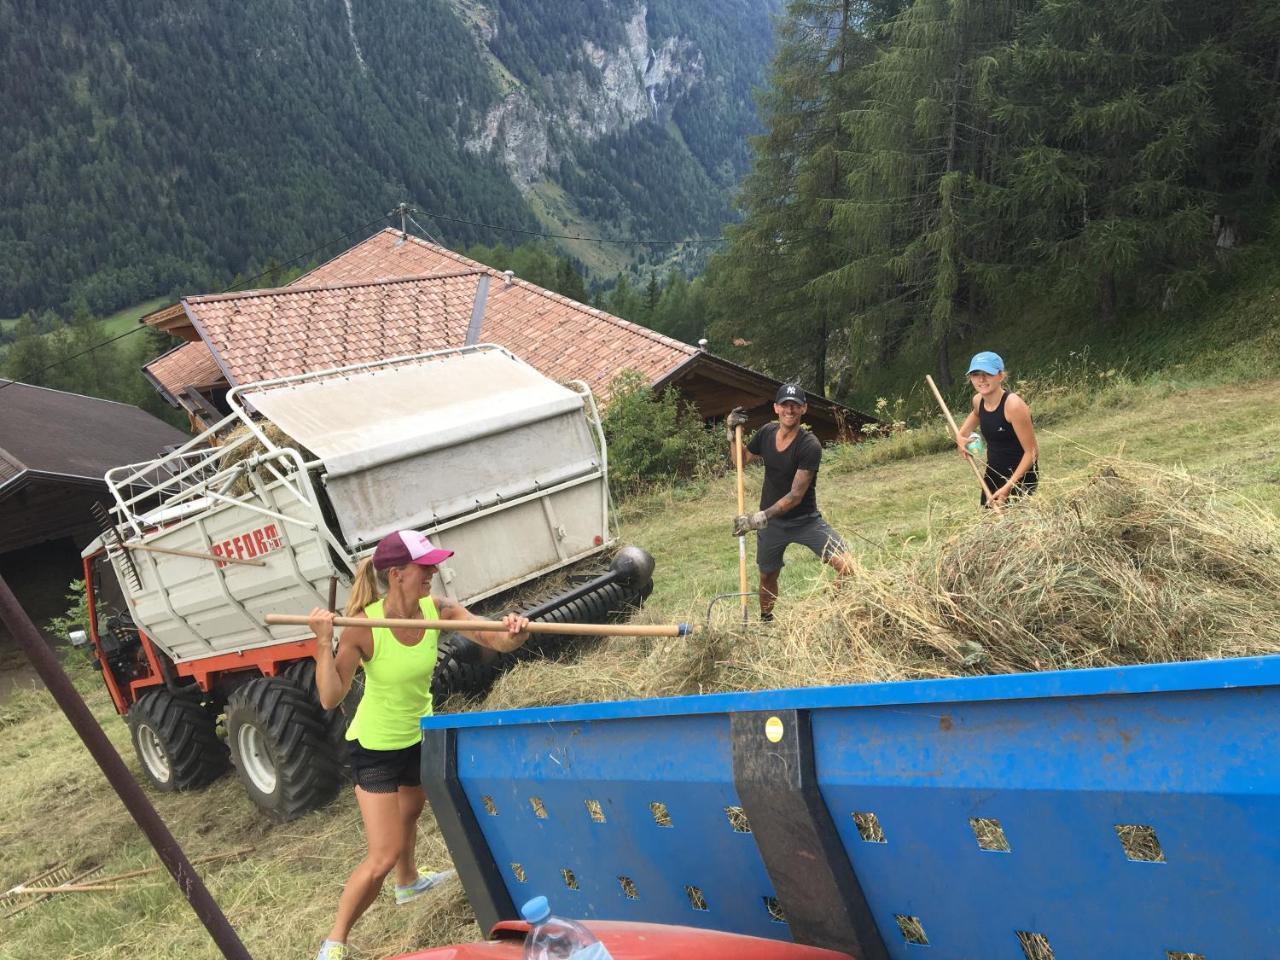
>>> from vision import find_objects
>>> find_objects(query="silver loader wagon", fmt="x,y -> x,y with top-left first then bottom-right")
79,346 -> 654,820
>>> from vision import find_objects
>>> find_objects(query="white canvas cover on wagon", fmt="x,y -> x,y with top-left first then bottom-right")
236,345 -> 612,593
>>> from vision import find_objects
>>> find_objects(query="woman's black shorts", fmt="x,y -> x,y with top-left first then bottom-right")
981,465 -> 1039,508
348,740 -> 422,794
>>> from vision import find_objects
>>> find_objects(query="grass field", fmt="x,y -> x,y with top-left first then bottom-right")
2,371 -> 1278,959
101,298 -> 171,337
0,297 -> 169,363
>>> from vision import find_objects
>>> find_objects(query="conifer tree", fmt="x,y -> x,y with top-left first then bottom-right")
3,313 -> 51,385
824,0 -> 1026,385
707,0 -> 900,390
644,273 -> 660,322
995,0 -> 1234,319
608,273 -> 640,321
554,257 -> 589,304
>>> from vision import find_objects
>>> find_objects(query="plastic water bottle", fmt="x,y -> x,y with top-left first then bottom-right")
521,896 -> 614,960
965,431 -> 985,457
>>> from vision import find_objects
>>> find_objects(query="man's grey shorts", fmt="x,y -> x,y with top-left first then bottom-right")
756,513 -> 848,573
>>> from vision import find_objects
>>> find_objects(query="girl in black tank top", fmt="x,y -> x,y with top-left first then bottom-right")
956,352 -> 1039,507
978,390 -> 1037,502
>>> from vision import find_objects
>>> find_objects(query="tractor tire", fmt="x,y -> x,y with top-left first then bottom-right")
282,659 -> 360,777
225,677 -> 341,821
127,689 -> 229,792
432,632 -> 501,700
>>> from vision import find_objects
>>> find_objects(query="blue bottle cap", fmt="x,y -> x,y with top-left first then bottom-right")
520,895 -> 551,924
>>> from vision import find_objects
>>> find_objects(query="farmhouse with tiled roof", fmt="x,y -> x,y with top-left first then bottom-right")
140,229 -> 870,439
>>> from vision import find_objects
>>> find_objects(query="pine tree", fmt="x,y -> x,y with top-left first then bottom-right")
3,313 -> 51,385
644,272 -> 660,323
706,0 -> 901,390
995,0 -> 1234,319
824,0 -> 1026,385
554,257 -> 589,304
1234,1 -> 1280,199
608,273 -> 641,321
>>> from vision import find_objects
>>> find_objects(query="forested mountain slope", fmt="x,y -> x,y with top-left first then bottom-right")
700,0 -> 1280,400
0,0 -> 777,316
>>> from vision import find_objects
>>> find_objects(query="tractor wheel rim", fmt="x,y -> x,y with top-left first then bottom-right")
237,723 -> 277,794
138,723 -> 170,781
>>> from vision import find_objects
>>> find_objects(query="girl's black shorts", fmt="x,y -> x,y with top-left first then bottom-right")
348,739 -> 422,794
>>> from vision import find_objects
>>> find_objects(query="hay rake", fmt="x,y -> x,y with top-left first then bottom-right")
1,863 -> 104,919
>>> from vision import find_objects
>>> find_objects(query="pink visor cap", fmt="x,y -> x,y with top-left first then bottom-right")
372,530 -> 455,571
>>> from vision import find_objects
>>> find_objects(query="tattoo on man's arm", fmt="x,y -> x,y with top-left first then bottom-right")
765,469 -> 814,519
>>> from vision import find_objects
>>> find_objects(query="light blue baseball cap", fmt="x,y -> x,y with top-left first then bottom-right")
967,351 -> 1004,375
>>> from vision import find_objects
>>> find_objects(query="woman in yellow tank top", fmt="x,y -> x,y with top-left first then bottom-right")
306,530 -> 529,960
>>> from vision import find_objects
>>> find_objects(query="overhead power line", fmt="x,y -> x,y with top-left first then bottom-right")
409,205 -> 727,247
0,208 -> 398,395
3,202 -> 726,394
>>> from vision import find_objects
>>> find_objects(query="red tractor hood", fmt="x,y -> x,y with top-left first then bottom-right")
392,920 -> 854,960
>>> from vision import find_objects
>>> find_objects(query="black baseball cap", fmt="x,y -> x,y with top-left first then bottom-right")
775,383 -> 806,405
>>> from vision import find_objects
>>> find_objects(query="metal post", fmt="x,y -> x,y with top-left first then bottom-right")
0,574 -> 253,960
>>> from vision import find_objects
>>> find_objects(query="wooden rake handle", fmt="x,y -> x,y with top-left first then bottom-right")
924,374 -> 1000,506
265,614 -> 695,638
735,424 -> 749,624
123,542 -> 266,567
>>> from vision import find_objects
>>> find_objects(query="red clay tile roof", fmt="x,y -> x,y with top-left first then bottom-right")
293,229 -> 475,286
182,272 -> 484,386
143,341 -> 228,403
292,228 -> 696,398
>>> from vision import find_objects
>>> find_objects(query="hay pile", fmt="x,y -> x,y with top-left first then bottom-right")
216,421 -> 317,495
476,461 -> 1280,711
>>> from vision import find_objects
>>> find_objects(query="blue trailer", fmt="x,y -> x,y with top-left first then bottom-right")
418,654 -> 1280,960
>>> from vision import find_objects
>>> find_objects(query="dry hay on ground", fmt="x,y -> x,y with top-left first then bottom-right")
478,460 -> 1280,711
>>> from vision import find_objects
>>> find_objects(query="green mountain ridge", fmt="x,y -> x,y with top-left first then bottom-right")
0,0 -> 779,317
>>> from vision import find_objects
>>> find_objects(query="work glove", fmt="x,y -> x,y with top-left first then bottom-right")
725,406 -> 749,441
733,511 -> 769,536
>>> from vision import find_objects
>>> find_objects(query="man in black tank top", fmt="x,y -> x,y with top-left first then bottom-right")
727,384 -> 854,620
955,351 -> 1039,507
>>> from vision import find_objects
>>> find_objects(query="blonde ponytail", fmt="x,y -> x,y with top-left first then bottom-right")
345,557 -> 389,616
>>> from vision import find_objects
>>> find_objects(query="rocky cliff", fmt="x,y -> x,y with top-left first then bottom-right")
0,0 -> 778,315
464,6 -> 706,189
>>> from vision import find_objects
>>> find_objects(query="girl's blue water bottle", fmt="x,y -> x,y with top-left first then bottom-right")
521,896 -> 614,960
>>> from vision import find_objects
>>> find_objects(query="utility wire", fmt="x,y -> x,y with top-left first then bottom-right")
405,210 -> 443,246
0,208 -> 397,395
4,202 -> 727,393
410,205 -> 726,246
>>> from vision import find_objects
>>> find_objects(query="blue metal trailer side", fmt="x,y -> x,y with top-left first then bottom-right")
422,654 -> 1280,960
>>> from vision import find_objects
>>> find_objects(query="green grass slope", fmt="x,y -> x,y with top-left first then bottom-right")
2,375 -> 1279,958
0,297 -> 168,363
846,229 -> 1280,410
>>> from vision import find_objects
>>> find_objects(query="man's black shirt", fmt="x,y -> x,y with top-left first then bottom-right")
746,422 -> 823,516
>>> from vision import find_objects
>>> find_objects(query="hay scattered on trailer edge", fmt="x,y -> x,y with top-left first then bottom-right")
217,421 -> 319,496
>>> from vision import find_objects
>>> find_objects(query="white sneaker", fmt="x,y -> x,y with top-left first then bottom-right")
394,868 -> 455,905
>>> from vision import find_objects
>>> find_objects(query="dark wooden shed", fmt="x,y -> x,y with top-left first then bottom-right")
0,381 -> 189,640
